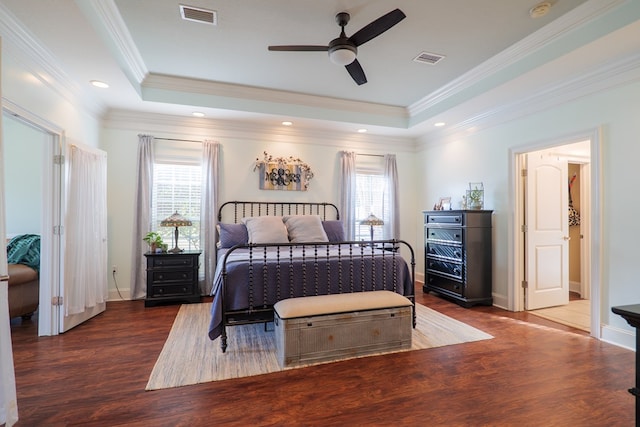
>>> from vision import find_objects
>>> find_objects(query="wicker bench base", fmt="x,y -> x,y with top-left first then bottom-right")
273,291 -> 412,368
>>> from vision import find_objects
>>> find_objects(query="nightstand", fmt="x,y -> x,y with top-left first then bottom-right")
144,250 -> 202,307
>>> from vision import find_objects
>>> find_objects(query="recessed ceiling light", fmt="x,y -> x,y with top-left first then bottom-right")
529,1 -> 552,18
90,80 -> 109,89
357,128 -> 367,133
434,122 -> 446,127
192,112 -> 205,117
282,121 -> 293,126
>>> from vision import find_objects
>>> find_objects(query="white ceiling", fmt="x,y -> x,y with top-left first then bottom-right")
1,0 -> 638,139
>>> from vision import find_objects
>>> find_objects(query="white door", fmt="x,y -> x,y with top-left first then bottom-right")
525,150 -> 569,310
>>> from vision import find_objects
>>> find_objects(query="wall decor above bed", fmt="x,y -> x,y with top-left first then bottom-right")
254,151 -> 314,191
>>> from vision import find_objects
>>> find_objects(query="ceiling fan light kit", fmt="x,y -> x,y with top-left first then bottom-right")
268,8 -> 406,85
328,44 -> 356,66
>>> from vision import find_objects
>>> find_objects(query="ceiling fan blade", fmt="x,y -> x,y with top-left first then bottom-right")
348,8 -> 406,47
345,59 -> 367,85
268,45 -> 328,52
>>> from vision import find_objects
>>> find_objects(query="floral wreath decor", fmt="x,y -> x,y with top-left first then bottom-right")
254,151 -> 314,190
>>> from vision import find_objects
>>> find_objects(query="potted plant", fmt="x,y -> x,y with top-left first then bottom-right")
467,189 -> 483,209
466,182 -> 484,210
143,232 -> 165,253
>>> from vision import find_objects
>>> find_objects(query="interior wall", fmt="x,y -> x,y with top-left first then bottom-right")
2,113 -> 45,236
416,79 -> 640,347
100,119 -> 419,300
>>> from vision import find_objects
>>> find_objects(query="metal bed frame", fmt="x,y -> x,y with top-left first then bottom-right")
214,201 -> 415,352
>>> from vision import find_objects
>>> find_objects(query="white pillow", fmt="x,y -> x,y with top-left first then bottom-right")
241,216 -> 289,244
283,215 -> 329,243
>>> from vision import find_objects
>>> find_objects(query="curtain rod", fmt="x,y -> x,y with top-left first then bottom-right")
357,153 -> 384,158
155,137 -> 203,143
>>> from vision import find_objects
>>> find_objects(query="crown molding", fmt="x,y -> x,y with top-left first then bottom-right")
417,50 -> 640,148
77,0 -> 147,85
0,2 -> 105,118
103,109 -> 418,152
141,73 -> 409,128
407,0 -> 627,118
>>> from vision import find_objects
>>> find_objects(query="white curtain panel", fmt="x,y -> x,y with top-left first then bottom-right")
130,135 -> 155,299
0,282 -> 18,427
63,145 -> 108,315
200,141 -> 219,295
0,109 -> 18,425
383,154 -> 400,239
339,151 -> 357,239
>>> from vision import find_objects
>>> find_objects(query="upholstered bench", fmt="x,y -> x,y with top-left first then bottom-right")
273,290 -> 413,368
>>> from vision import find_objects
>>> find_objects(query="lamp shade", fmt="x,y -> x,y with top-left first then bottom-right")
160,212 -> 192,227
360,213 -> 384,226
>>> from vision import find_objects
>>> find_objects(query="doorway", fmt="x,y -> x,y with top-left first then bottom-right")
3,106 -> 62,336
509,129 -> 601,338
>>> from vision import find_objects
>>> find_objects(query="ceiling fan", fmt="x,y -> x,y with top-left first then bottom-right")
268,8 -> 406,85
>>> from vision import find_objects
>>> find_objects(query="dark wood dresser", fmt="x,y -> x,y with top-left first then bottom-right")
423,210 -> 493,307
144,251 -> 202,307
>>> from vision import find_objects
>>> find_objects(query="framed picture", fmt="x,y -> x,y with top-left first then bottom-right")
434,196 -> 451,210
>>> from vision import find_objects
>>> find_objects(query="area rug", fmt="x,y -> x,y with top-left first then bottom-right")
146,302 -> 493,391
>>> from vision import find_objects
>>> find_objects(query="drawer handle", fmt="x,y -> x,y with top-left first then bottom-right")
158,274 -> 164,280
453,267 -> 461,275
182,274 -> 188,279
453,250 -> 461,258
454,234 -> 460,238
455,217 -> 460,222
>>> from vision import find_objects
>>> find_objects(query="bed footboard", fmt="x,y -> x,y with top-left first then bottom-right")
210,239 -> 415,352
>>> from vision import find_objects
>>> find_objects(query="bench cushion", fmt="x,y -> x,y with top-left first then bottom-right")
274,290 -> 412,319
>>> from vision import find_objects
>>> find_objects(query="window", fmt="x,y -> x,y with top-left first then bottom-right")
152,163 -> 201,251
353,156 -> 389,241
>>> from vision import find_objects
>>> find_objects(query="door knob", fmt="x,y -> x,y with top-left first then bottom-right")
563,236 -> 571,241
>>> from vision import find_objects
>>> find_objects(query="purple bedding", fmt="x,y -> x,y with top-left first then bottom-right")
208,244 -> 414,341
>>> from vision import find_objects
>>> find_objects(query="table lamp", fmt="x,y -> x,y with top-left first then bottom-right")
161,211 -> 192,253
360,213 -> 384,241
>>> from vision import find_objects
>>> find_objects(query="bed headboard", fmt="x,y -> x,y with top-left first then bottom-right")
217,201 -> 340,223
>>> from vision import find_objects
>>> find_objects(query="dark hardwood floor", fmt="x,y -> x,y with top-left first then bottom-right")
9,291 -> 636,426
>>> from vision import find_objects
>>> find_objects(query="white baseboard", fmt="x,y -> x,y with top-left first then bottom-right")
492,293 -> 508,310
601,324 -> 636,351
569,280 -> 581,295
108,288 -> 131,301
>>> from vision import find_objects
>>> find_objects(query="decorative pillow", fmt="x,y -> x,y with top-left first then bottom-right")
283,215 -> 329,243
216,223 -> 248,248
322,220 -> 345,243
241,216 -> 289,244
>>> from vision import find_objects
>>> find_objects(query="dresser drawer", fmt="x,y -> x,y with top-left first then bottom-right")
149,284 -> 192,298
426,257 -> 463,279
425,227 -> 462,243
426,274 -> 464,297
150,256 -> 195,268
426,243 -> 463,261
149,269 -> 194,284
425,214 -> 462,225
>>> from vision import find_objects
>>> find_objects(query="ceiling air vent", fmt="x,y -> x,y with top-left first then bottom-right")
413,51 -> 445,65
180,5 -> 217,25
